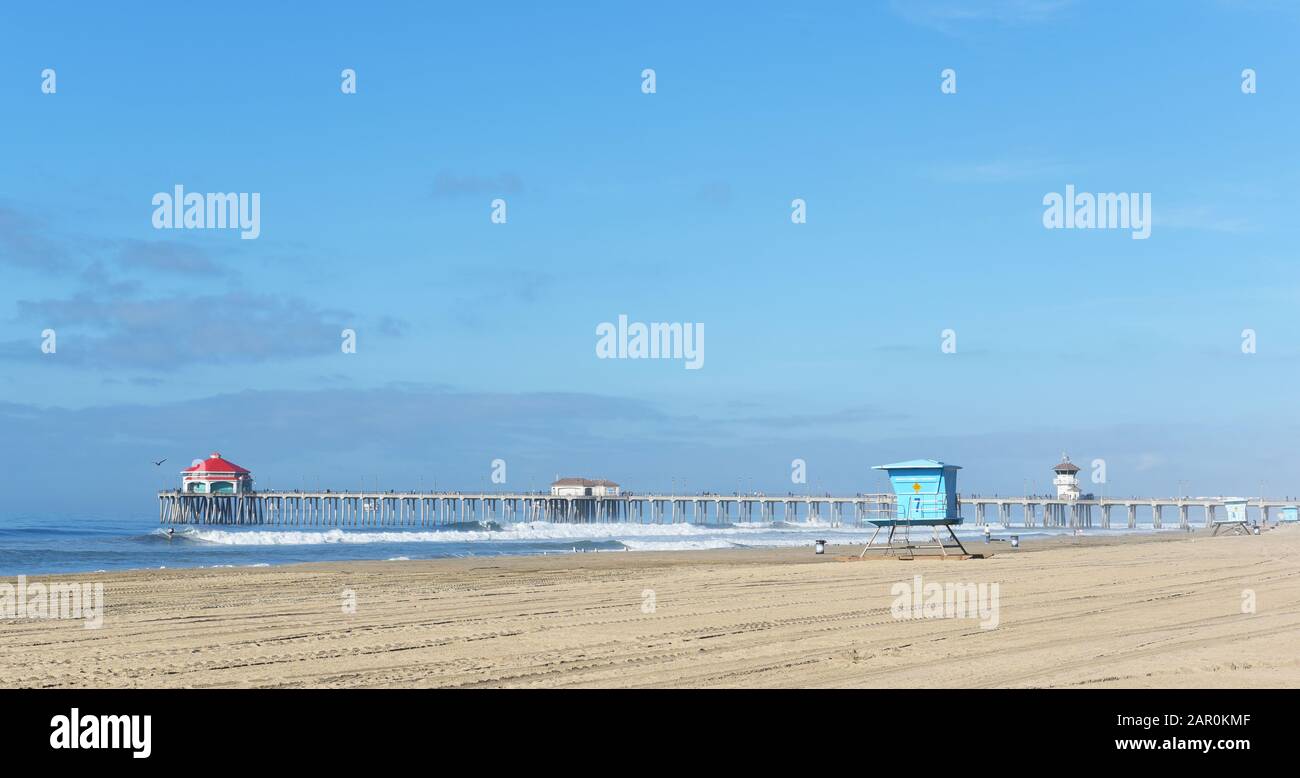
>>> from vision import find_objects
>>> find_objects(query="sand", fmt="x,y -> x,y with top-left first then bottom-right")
2,526 -> 1299,688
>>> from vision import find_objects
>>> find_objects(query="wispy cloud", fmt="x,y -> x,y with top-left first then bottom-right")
712,405 -> 909,430
1,204 -> 232,277
1155,205 -> 1252,233
115,239 -> 228,276
695,181 -> 733,206
927,158 -> 1071,183
0,204 -> 406,370
3,292 -> 356,368
436,266 -> 558,330
0,205 -> 81,272
431,170 -> 524,198
891,0 -> 1077,32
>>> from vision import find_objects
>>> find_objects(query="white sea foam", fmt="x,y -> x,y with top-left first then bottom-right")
162,522 -> 874,547
620,539 -> 741,551
153,521 -> 1152,551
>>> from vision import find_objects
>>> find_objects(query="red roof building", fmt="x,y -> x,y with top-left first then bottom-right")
181,452 -> 254,494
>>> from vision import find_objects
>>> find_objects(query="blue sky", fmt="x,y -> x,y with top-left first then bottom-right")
2,1 -> 1299,514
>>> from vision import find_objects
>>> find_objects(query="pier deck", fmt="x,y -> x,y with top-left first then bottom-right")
157,490 -> 1296,529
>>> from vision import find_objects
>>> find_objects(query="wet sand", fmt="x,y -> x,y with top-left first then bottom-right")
2,526 -> 1297,688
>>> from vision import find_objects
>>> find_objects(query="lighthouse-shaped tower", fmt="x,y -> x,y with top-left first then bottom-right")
1052,454 -> 1082,501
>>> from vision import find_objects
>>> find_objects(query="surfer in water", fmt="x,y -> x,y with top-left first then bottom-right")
167,528 -> 175,540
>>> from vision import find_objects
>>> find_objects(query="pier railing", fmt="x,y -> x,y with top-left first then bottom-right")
157,490 -> 1296,529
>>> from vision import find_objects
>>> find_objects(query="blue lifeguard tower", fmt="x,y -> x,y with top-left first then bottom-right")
860,459 -> 970,558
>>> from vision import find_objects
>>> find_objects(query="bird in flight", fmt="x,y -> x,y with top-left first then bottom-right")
153,458 -> 167,467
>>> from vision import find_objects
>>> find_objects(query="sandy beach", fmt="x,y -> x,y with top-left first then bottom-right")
2,527 -> 1298,688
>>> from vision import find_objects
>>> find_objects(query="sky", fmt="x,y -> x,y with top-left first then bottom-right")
2,0 -> 1298,515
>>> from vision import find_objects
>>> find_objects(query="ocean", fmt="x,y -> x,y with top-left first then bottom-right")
0,514 -> 1190,576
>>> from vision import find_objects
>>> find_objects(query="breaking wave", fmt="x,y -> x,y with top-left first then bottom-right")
151,522 -> 885,547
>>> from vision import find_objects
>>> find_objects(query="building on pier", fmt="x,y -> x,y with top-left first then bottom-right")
181,452 -> 253,494
1052,454 -> 1082,500
550,477 -> 621,497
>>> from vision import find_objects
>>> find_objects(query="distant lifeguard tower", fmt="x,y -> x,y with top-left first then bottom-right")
181,452 -> 253,495
860,459 -> 970,558
1213,498 -> 1252,536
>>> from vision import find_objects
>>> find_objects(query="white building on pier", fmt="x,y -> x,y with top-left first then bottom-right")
550,477 -> 621,497
1052,454 -> 1082,500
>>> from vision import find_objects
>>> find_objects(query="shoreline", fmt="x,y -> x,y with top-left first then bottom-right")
2,520 -> 1224,579
0,524 -> 1259,584
2,526 -> 1297,688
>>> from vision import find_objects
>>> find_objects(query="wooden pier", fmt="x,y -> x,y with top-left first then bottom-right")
157,491 -> 895,526
157,490 -> 1295,529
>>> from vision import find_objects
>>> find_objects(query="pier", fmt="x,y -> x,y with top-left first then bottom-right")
157,490 -> 1296,529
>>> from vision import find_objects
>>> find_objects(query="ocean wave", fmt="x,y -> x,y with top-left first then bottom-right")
145,521 -> 1111,549
150,522 -> 881,547
619,539 -> 742,551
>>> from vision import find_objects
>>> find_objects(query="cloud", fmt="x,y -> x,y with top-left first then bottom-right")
891,0 -> 1076,32
0,205 -> 233,278
0,204 -> 262,282
712,405 -> 909,430
1154,205 -> 1251,233
696,181 -> 733,206
928,159 -> 1071,183
435,266 -> 558,330
1134,452 -> 1165,472
0,204 -> 406,370
115,239 -> 228,276
431,171 -> 524,198
77,261 -> 144,298
4,291 -> 356,368
0,204 -> 80,272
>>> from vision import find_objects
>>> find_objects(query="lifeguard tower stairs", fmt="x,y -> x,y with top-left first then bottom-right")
860,460 -> 972,559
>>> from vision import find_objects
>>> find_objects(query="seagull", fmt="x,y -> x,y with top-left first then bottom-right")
152,458 -> 167,467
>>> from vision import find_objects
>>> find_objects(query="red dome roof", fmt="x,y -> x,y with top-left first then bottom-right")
182,452 -> 250,474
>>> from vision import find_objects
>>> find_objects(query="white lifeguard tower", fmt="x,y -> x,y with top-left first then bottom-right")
1213,498 -> 1252,536
1052,454 -> 1082,500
